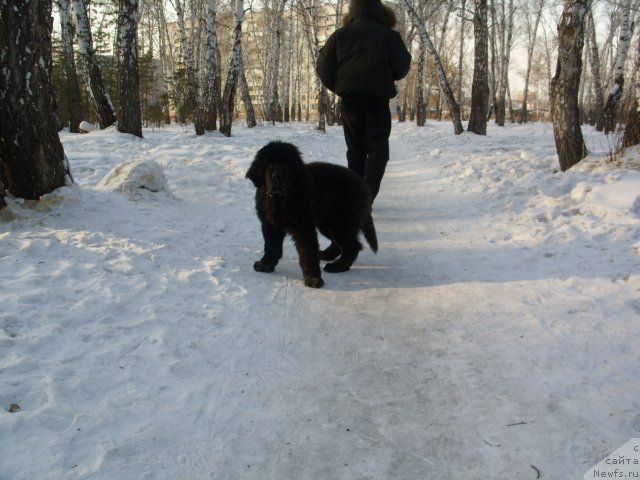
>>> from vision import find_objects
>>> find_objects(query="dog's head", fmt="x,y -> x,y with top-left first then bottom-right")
246,142 -> 306,198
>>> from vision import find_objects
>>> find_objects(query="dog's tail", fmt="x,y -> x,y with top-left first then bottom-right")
362,215 -> 378,253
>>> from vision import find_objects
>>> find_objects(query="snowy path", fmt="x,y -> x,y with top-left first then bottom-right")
1,122 -> 639,479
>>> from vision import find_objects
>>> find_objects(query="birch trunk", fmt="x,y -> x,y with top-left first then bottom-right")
585,12 -> 605,130
300,0 -> 327,131
0,0 -> 72,202
172,0 -> 204,135
457,0 -> 467,117
283,12 -> 294,122
550,0 -> 588,171
416,31 -> 427,126
621,32 -> 640,148
70,0 -> 117,128
519,0 -> 544,124
117,0 -> 142,138
57,0 -> 83,132
487,0 -> 498,120
268,0 -> 286,124
434,0 -> 454,121
219,0 -> 244,137
401,0 -> 463,134
468,0 -> 489,134
240,63 -> 257,128
603,0 -> 632,134
204,0 -> 221,131
495,0 -> 513,126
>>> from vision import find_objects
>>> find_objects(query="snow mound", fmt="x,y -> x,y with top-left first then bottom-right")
97,159 -> 173,200
79,121 -> 99,133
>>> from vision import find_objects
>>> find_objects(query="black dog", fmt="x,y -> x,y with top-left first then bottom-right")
246,141 -> 378,288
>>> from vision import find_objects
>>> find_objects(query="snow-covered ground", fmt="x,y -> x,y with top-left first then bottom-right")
1,120 -> 639,479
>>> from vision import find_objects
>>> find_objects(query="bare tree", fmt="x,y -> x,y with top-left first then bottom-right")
550,0 -> 588,171
170,0 -> 205,135
204,0 -> 221,131
56,0 -> 84,132
267,0 -> 287,123
401,0 -> 464,134
603,0 -> 632,134
518,0 -> 545,124
117,0 -> 142,137
70,0 -> 117,128
585,10 -> 605,130
621,30 -> 640,148
430,0 -> 455,121
495,0 -> 514,126
1,0 -> 72,204
415,39 -> 427,126
282,11 -> 295,122
468,0 -> 489,134
415,0 -> 427,126
299,0 -> 329,131
457,0 -> 468,116
240,65 -> 258,128
143,0 -> 172,124
219,0 -> 245,137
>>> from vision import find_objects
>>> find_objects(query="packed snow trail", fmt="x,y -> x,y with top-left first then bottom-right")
1,122 -> 639,480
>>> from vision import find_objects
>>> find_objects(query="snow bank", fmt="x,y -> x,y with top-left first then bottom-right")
1,121 -> 639,480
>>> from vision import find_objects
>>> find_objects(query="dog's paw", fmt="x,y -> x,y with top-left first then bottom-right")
254,260 -> 275,273
324,260 -> 352,273
319,244 -> 340,261
304,276 -> 324,288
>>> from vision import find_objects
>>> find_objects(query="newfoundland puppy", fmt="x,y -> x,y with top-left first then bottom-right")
246,141 -> 377,288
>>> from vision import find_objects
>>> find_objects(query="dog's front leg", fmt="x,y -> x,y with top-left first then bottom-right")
255,221 -> 285,273
291,225 -> 324,288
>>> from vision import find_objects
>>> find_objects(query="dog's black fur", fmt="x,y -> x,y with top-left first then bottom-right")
246,141 -> 378,288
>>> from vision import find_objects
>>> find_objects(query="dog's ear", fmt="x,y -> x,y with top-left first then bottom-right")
246,147 -> 268,187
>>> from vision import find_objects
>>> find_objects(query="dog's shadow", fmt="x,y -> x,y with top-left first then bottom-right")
279,236 -> 618,292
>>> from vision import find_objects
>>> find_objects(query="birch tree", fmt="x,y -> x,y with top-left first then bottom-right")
550,0 -> 588,171
415,36 -> 427,126
267,0 -> 287,124
204,0 -> 221,131
468,0 -> 489,134
621,37 -> 639,148
1,0 -> 72,203
56,0 -> 83,132
457,0 -> 468,115
219,0 -> 245,137
144,0 -> 172,124
117,0 -> 142,138
603,0 -> 632,134
415,0 -> 427,126
518,0 -> 545,124
170,0 -> 205,135
401,0 -> 464,134
70,0 -> 117,128
282,11 -> 295,122
434,0 -> 455,121
585,10 -> 605,130
239,60 -> 257,128
495,0 -> 514,126
299,0 -> 329,131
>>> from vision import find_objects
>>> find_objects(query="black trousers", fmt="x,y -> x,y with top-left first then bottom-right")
340,96 -> 391,200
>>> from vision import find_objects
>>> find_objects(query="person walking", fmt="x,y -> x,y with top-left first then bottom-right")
316,0 -> 411,201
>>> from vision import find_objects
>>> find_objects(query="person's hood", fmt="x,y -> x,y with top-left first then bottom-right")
341,0 -> 397,28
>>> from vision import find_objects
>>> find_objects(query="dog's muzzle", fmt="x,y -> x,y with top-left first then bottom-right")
267,172 -> 288,198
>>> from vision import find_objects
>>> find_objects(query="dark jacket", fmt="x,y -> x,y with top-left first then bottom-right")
316,0 -> 411,99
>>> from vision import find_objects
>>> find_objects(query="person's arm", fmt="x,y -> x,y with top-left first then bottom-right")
389,31 -> 412,81
316,32 -> 339,92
